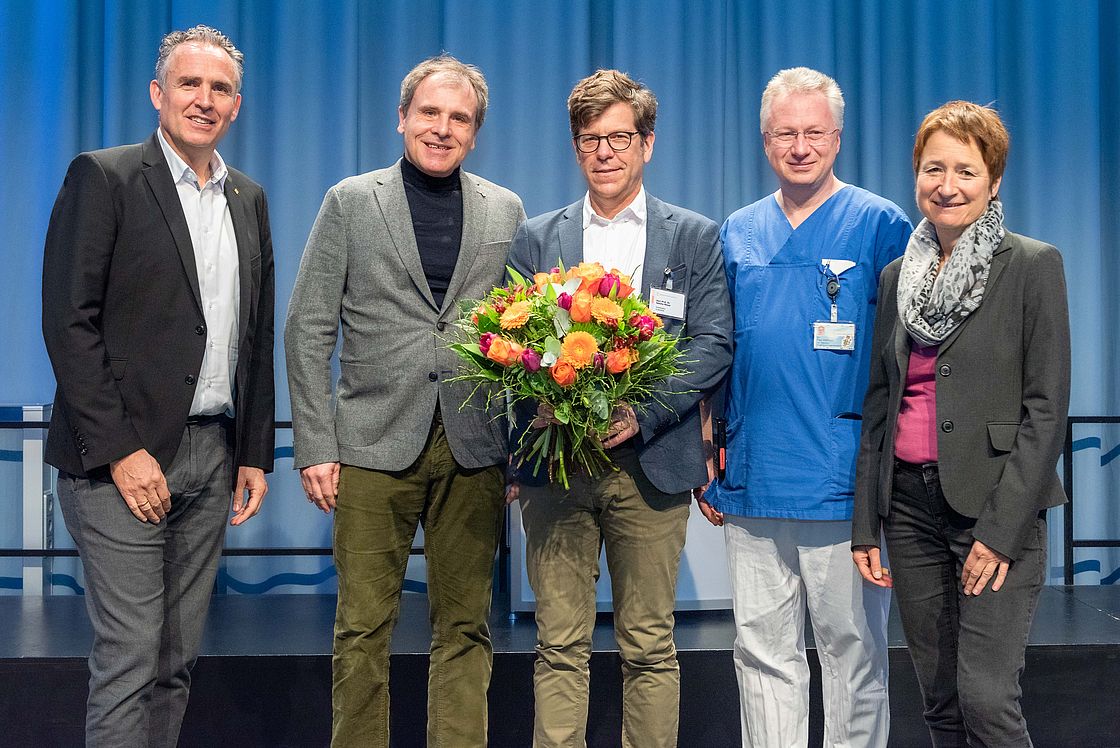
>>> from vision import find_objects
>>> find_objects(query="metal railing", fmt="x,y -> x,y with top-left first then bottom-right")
4,411 -> 1115,590
0,412 -> 516,596
1062,416 -> 1120,584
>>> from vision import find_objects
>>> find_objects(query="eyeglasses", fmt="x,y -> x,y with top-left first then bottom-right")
574,131 -> 642,153
766,128 -> 839,146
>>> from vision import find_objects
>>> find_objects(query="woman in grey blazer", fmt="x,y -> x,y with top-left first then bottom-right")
851,101 -> 1070,747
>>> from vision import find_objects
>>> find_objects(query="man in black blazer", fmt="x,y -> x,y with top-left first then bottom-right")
41,25 -> 274,747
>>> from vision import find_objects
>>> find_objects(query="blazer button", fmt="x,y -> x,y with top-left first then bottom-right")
941,420 -> 954,433
428,372 -> 439,382
185,374 -> 196,385
195,324 -> 206,335
80,447 -> 88,455
436,321 -> 446,332
939,364 -> 952,377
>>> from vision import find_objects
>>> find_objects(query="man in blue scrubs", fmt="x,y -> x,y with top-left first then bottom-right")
702,67 -> 911,747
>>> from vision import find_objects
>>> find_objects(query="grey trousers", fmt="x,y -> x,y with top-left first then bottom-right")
58,419 -> 233,748
886,460 -> 1045,748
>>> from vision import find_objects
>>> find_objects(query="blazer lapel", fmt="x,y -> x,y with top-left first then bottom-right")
374,162 -> 437,311
441,172 -> 486,314
141,134 -> 203,315
938,234 -> 1013,355
555,200 -> 585,271
893,318 -> 910,378
224,175 -> 254,349
641,195 -> 678,298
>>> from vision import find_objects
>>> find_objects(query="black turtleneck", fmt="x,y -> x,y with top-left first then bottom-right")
401,156 -> 463,308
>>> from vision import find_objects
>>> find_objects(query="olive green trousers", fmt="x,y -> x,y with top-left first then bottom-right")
331,420 -> 505,748
519,447 -> 691,748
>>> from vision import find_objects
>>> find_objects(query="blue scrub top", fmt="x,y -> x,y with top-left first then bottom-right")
710,186 -> 912,520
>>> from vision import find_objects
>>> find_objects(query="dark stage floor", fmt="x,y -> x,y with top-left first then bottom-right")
2,586 -> 1118,746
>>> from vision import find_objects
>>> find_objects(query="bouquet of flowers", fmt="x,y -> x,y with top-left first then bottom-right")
449,261 -> 690,489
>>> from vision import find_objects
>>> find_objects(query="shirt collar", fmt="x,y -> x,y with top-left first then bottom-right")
582,186 -> 647,229
156,128 -> 228,189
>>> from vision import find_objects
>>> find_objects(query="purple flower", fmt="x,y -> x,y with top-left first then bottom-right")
598,273 -> 621,297
636,316 -> 656,341
550,266 -> 561,275
592,352 -> 606,374
557,292 -> 573,310
521,348 -> 542,373
479,332 -> 496,354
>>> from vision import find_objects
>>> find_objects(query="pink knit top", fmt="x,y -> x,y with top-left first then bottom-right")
893,343 -> 939,464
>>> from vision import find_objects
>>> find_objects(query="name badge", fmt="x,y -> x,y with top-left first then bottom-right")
649,287 -> 686,320
813,321 -> 856,351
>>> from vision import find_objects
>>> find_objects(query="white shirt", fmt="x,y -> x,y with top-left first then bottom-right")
157,129 -> 240,417
582,186 -> 647,291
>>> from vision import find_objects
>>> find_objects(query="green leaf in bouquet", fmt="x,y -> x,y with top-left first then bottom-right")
553,401 -> 572,424
553,308 -> 571,337
451,342 -> 490,366
544,336 -> 561,357
507,266 -> 528,288
544,283 -> 557,302
589,390 -> 610,421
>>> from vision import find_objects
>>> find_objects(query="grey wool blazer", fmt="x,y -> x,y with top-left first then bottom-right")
852,231 -> 1071,559
507,194 -> 734,495
285,161 -> 525,472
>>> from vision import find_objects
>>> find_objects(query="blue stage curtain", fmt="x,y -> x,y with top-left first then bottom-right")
2,2 -> 1118,589
3,0 -> 1115,416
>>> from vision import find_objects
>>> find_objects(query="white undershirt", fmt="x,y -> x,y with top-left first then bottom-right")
581,186 -> 647,291
157,129 -> 240,417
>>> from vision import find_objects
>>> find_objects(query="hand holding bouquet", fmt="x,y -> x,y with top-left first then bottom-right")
449,261 -> 689,489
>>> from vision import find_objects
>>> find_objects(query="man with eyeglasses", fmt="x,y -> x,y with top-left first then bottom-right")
507,69 -> 732,747
698,67 -> 911,746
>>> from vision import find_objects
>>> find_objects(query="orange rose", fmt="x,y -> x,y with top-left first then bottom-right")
559,331 -> 598,368
616,279 -> 634,299
485,337 -> 522,367
606,347 -> 638,374
568,261 -> 606,293
500,300 -> 531,329
533,270 -> 564,292
550,360 -> 577,387
569,290 -> 593,323
590,297 -> 623,326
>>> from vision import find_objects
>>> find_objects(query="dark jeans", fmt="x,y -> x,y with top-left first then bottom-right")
885,461 -> 1045,748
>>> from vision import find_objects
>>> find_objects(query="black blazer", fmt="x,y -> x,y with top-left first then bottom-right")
42,133 -> 275,480
853,231 -> 1070,559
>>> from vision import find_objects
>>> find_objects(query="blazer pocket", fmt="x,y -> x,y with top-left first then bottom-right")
986,421 -> 1020,453
478,240 -> 511,259
108,356 -> 128,380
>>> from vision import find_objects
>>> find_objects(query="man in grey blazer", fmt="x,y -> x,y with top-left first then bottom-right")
508,70 -> 733,747
285,56 -> 524,747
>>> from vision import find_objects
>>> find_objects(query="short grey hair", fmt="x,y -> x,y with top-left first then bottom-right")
760,67 -> 844,133
399,54 -> 489,129
155,25 -> 244,92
